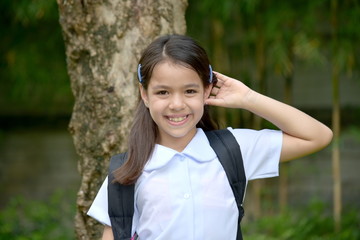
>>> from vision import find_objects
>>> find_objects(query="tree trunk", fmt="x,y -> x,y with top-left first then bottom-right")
332,60 -> 342,233
330,0 -> 342,232
56,0 -> 188,239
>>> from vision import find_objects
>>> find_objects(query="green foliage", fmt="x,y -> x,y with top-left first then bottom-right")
4,0 -> 58,25
345,125 -> 360,142
331,0 -> 360,76
0,190 -> 76,240
243,201 -> 360,240
0,0 -> 73,115
187,0 -> 360,77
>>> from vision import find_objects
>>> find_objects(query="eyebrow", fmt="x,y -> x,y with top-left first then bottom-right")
184,83 -> 201,88
151,83 -> 201,90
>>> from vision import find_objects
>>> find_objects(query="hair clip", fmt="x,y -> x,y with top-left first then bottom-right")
209,65 -> 213,83
137,64 -> 143,84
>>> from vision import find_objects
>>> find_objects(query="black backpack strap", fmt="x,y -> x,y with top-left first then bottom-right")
108,153 -> 134,240
205,129 -> 246,240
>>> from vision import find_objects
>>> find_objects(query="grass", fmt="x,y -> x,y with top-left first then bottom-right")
0,190 -> 76,240
242,200 -> 360,240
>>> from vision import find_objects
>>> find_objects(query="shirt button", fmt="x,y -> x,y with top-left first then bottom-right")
183,193 -> 190,199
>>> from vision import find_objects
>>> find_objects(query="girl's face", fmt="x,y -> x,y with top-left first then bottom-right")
140,61 -> 212,151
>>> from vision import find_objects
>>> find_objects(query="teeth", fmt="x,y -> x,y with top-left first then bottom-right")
169,116 -> 187,122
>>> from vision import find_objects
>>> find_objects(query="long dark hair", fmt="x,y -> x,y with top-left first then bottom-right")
114,34 -> 218,185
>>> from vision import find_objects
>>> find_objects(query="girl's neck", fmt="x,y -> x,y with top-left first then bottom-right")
157,129 -> 197,152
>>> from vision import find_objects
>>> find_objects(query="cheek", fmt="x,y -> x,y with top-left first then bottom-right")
147,98 -> 164,115
193,98 -> 205,114
147,106 -> 160,125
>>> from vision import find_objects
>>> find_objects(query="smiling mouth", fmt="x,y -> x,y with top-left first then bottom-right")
168,115 -> 188,123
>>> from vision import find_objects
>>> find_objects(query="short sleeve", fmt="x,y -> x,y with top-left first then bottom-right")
228,127 -> 283,181
87,176 -> 111,226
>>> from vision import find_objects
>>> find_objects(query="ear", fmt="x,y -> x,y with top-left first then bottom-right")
203,83 -> 213,101
139,84 -> 149,107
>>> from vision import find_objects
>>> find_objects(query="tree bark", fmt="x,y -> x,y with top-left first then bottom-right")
56,0 -> 187,239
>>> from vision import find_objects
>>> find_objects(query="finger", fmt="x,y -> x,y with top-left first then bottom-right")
205,98 -> 226,107
211,86 -> 220,96
214,80 -> 224,88
214,71 -> 233,83
213,71 -> 226,80
213,71 -> 227,78
213,72 -> 224,84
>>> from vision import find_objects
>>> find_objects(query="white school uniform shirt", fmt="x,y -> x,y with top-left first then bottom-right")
88,127 -> 282,240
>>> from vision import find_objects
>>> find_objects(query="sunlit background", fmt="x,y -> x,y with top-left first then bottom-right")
1,0 -> 359,239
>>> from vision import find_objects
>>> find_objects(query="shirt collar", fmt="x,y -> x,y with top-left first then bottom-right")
143,129 -> 217,171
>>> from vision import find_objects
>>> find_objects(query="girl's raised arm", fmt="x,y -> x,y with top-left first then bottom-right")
206,72 -> 333,162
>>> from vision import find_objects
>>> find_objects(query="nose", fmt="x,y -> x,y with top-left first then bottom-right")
169,94 -> 185,110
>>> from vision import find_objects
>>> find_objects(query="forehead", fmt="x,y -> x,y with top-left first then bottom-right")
149,61 -> 203,87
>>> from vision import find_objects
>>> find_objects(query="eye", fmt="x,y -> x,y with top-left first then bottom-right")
185,89 -> 197,94
156,90 -> 168,95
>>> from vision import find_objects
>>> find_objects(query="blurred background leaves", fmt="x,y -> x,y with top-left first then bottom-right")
0,0 -> 72,117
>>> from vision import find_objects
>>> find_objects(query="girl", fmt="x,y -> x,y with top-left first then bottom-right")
88,34 -> 333,240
